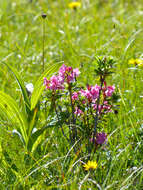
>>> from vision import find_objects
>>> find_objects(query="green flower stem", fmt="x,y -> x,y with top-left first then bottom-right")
68,84 -> 77,144
93,76 -> 104,141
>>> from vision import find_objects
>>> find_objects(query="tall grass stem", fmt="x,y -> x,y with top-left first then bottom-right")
42,13 -> 46,72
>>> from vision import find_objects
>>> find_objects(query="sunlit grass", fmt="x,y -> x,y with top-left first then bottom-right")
0,0 -> 143,189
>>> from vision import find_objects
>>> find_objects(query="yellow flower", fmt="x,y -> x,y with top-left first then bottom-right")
83,161 -> 97,171
128,58 -> 136,65
128,58 -> 143,66
138,62 -> 143,68
136,59 -> 143,66
68,2 -> 81,9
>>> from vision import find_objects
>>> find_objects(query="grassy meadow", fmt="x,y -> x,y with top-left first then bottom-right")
0,0 -> 143,189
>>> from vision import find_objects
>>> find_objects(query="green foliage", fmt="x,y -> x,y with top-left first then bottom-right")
0,0 -> 143,189
94,56 -> 115,76
0,62 -> 61,154
2,61 -> 31,114
0,91 -> 28,144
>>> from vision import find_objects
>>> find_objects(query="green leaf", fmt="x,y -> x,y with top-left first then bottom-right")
31,62 -> 62,110
27,124 -> 54,152
1,61 -> 31,114
0,91 -> 28,144
27,115 -> 66,152
1,144 -> 24,184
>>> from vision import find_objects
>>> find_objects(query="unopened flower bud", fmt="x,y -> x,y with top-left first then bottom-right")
41,13 -> 47,19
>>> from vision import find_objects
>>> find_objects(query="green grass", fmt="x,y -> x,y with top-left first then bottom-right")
0,0 -> 143,189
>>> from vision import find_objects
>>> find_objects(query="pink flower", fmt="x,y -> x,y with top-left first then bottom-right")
49,75 -> 62,90
103,101 -> 111,110
67,74 -> 74,83
74,107 -> 83,116
44,75 -> 64,91
72,92 -> 79,100
80,89 -> 92,101
103,104 -> 112,112
79,89 -> 86,96
90,85 -> 100,99
73,68 -> 80,77
82,100 -> 86,104
44,64 -> 80,91
96,132 -> 107,145
66,66 -> 72,72
105,86 -> 115,97
80,85 -> 100,102
59,64 -> 67,77
84,90 -> 92,100
93,104 -> 102,113
44,77 -> 50,89
58,64 -> 80,84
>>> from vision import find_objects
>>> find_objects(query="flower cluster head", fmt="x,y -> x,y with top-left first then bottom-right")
96,132 -> 107,145
68,1 -> 81,9
72,83 -> 115,116
44,64 -> 115,118
44,75 -> 64,90
43,58 -> 117,154
80,85 -> 101,102
58,64 -> 80,84
90,132 -> 107,145
128,58 -> 143,67
44,64 -> 80,90
83,160 -> 97,171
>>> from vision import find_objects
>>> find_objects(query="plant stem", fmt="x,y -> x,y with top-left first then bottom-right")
42,16 -> 46,73
55,106 -> 70,143
93,76 -> 104,141
68,84 -> 77,143
52,94 -> 70,144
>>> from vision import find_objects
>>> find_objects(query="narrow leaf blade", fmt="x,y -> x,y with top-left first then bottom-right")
0,91 -> 28,144
2,61 -> 30,113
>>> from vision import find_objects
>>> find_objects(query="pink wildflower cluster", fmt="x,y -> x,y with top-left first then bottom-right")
44,64 -> 80,90
72,84 -> 115,116
80,85 -> 101,102
72,84 -> 114,104
72,85 -> 101,104
72,85 -> 101,116
44,64 -> 115,117
44,75 -> 64,90
58,64 -> 80,83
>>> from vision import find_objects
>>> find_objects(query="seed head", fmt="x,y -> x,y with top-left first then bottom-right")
41,13 -> 47,19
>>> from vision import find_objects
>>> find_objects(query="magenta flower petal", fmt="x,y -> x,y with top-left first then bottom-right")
105,86 -> 115,97
96,132 -> 107,145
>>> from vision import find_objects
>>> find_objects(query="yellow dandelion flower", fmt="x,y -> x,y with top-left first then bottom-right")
128,58 -> 143,66
68,2 -> 81,9
83,161 -> 97,171
135,58 -> 143,65
128,58 -> 136,65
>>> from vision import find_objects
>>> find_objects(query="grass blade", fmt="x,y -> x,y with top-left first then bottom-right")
0,91 -> 28,144
1,61 -> 31,114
